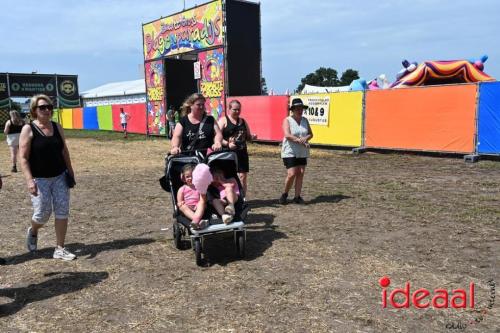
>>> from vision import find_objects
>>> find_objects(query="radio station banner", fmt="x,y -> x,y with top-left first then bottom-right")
290,95 -> 330,126
143,0 -> 223,61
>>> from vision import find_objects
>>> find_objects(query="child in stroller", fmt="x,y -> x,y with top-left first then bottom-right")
209,166 -> 240,224
177,164 -> 208,230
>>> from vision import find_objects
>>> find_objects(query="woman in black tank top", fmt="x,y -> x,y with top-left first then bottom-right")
3,110 -> 25,172
18,94 -> 77,261
218,99 -> 257,196
170,93 -> 223,156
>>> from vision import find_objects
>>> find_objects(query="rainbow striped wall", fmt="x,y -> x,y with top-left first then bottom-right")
55,103 -> 147,134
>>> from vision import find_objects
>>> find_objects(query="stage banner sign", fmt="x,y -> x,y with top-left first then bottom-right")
199,48 -> 224,117
0,74 -> 8,109
290,95 -> 330,126
143,0 -> 223,61
8,74 -> 56,97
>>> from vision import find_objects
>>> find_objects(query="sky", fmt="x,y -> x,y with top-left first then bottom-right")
1,0 -> 499,94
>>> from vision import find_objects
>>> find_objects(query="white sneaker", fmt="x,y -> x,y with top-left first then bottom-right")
53,247 -> 76,261
26,227 -> 37,252
222,214 -> 233,225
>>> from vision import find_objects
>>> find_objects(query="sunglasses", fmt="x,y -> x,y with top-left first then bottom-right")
231,108 -> 241,111
37,104 -> 54,111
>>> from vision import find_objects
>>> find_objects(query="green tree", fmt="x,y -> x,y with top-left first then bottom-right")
296,67 -> 339,92
339,69 -> 360,86
261,77 -> 268,95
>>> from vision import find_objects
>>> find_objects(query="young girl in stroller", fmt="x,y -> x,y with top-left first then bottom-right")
209,166 -> 240,224
177,164 -> 208,230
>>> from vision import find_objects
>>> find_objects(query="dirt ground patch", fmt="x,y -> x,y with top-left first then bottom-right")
1,135 -> 499,332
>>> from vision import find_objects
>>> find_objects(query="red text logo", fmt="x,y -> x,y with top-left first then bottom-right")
379,276 -> 475,309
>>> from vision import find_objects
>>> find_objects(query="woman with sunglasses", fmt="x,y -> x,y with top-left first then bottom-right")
19,94 -> 76,261
218,100 -> 256,197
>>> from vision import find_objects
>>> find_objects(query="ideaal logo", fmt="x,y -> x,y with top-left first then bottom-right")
379,277 -> 496,330
379,276 -> 474,309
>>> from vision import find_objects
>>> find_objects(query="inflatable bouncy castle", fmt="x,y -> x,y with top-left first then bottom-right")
391,56 -> 495,88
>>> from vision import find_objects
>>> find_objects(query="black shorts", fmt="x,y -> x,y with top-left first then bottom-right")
236,149 -> 249,173
282,157 -> 307,169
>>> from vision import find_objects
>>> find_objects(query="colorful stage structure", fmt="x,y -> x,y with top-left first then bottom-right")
142,0 -> 261,135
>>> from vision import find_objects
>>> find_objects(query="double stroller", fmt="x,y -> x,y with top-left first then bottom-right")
163,150 -> 249,266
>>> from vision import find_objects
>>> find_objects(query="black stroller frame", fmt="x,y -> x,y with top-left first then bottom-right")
163,150 -> 249,266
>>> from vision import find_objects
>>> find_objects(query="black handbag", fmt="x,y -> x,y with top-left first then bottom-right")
65,170 -> 76,188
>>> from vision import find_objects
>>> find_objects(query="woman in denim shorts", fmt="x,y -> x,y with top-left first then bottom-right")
19,94 -> 76,261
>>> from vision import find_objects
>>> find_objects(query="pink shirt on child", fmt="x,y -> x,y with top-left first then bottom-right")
218,178 -> 240,200
180,185 -> 201,208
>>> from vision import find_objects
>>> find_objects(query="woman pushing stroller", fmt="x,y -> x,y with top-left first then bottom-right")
169,93 -> 223,156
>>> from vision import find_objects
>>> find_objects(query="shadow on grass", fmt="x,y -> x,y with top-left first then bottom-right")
4,238 -> 155,265
307,194 -> 351,204
197,213 -> 287,267
247,194 -> 351,208
0,271 -> 108,317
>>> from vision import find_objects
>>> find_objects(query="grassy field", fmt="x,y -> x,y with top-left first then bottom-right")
0,130 -> 499,332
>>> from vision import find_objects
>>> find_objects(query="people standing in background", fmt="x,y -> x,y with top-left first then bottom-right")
279,98 -> 313,205
3,110 -> 25,172
19,94 -> 77,261
218,100 -> 256,197
166,107 -> 176,140
119,108 -> 130,138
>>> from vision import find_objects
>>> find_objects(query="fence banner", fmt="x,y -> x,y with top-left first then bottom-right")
298,92 -> 363,147
112,104 -> 147,134
52,109 -> 60,123
72,108 -> 83,129
60,109 -> 73,129
97,105 -> 113,130
365,84 -> 477,153
228,95 -> 289,141
83,107 -> 98,130
477,82 -> 500,155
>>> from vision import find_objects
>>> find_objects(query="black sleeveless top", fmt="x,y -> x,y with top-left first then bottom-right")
7,121 -> 24,134
222,116 -> 248,149
179,115 -> 215,151
29,122 -> 66,178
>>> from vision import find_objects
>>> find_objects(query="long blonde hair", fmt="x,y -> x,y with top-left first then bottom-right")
181,93 -> 205,117
9,110 -> 23,125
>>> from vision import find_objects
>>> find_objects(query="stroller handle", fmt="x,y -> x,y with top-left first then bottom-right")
166,147 -> 242,160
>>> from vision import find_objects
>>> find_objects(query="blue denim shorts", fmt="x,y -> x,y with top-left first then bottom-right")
31,172 -> 70,224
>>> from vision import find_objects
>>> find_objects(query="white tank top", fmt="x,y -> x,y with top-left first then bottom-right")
281,116 -> 310,158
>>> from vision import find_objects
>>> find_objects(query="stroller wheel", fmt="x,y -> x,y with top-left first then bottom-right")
235,231 -> 245,259
194,238 -> 203,266
173,221 -> 183,249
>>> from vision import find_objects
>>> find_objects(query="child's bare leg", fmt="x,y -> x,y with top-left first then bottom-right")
179,205 -> 196,220
223,183 -> 238,215
211,198 -> 226,216
193,195 -> 206,222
